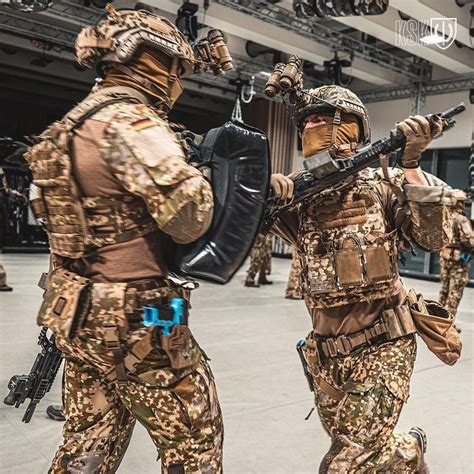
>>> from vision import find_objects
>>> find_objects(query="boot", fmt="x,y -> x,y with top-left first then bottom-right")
258,274 -> 273,285
409,426 -> 429,473
0,284 -> 13,292
47,404 -> 65,421
285,293 -> 303,300
245,275 -> 259,287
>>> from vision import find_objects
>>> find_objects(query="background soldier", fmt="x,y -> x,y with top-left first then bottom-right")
245,232 -> 273,287
270,85 -> 452,472
26,7 -> 225,473
285,246 -> 302,299
439,192 -> 473,328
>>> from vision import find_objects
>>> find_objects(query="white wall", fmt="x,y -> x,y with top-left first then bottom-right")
366,90 -> 473,149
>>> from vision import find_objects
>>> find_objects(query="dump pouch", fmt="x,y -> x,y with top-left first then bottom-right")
37,269 -> 91,339
407,289 -> 462,366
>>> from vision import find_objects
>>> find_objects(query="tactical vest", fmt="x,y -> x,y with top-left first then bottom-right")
26,87 -> 159,259
298,171 -> 399,308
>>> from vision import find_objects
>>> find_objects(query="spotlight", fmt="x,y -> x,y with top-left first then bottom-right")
293,0 -> 389,19
176,0 -> 200,42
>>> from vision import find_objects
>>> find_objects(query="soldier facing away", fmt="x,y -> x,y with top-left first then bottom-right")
439,192 -> 473,324
269,85 -> 453,472
26,6 -> 224,473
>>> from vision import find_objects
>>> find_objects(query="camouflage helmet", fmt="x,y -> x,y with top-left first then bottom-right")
292,85 -> 371,145
76,5 -> 196,77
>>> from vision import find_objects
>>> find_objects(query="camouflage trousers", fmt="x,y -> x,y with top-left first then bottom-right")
48,283 -> 223,474
0,263 -> 6,286
246,233 -> 272,281
286,247 -> 302,298
439,256 -> 470,317
308,336 -> 423,473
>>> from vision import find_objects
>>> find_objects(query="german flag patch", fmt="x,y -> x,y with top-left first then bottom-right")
131,118 -> 157,131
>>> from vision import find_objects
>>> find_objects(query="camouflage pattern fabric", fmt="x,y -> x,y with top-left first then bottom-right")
438,210 -> 473,317
0,263 -> 6,287
50,281 -> 223,473
286,247 -> 302,298
246,233 -> 272,281
310,336 -> 422,473
439,256 -> 469,317
98,102 -> 214,245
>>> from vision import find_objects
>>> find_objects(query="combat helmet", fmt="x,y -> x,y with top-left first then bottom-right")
76,4 -> 196,77
292,85 -> 371,146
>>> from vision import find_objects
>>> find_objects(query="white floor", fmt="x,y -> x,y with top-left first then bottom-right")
0,253 -> 473,473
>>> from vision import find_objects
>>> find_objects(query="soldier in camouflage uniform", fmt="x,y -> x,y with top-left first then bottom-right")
25,6 -> 229,473
245,232 -> 273,287
439,192 -> 473,322
269,84 -> 454,472
285,246 -> 302,299
0,167 -> 12,291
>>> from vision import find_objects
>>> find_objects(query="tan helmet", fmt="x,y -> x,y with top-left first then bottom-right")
292,85 -> 371,145
76,5 -> 196,77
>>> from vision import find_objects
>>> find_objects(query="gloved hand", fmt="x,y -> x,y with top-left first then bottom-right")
397,115 -> 442,168
270,173 -> 294,200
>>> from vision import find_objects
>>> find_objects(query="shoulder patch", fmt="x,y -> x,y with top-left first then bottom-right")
131,118 -> 157,131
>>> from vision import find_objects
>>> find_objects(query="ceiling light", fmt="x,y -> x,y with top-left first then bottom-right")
420,33 -> 445,45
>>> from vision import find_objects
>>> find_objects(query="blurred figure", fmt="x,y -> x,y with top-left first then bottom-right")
245,232 -> 273,287
285,247 -> 303,299
439,192 -> 473,330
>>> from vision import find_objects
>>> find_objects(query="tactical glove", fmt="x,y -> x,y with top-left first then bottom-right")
398,115 -> 442,168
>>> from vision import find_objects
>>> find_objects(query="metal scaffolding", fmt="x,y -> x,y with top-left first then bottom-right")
213,0 -> 430,81
358,74 -> 474,103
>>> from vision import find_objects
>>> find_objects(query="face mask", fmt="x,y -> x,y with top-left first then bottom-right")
301,114 -> 360,158
102,48 -> 183,111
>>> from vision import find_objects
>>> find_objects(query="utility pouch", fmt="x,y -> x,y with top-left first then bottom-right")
407,289 -> 462,366
364,246 -> 392,282
381,304 -> 416,340
336,250 -> 363,286
37,269 -> 91,339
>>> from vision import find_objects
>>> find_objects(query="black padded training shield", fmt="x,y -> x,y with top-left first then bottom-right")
174,120 -> 271,284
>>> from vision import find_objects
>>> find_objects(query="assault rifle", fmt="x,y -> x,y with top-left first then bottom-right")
264,102 -> 466,223
3,327 -> 62,423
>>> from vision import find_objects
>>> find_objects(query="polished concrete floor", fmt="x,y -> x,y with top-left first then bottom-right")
0,253 -> 472,473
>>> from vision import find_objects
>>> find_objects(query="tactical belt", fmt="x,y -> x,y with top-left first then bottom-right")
311,302 -> 416,360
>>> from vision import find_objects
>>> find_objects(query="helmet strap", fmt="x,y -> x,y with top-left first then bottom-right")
330,108 -> 341,146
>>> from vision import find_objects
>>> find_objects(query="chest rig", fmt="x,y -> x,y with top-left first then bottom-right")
298,172 -> 399,308
26,87 -> 158,259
